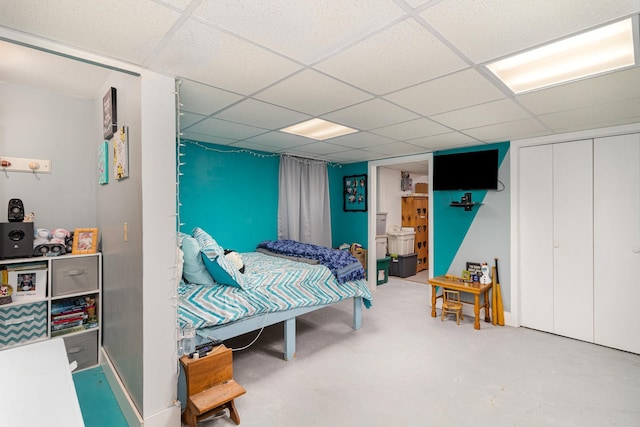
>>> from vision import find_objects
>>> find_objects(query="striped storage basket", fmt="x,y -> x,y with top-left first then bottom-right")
0,301 -> 48,348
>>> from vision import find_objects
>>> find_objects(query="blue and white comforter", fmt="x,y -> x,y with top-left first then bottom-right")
257,240 -> 365,283
179,252 -> 372,330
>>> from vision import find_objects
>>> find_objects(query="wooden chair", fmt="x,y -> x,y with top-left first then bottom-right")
441,290 -> 464,325
180,345 -> 246,426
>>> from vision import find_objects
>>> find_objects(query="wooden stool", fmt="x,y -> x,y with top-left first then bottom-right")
180,345 -> 246,426
441,290 -> 464,325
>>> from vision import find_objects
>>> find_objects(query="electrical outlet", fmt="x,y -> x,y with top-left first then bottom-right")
0,156 -> 52,173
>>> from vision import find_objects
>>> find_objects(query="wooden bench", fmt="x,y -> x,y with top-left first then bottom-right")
180,345 -> 246,426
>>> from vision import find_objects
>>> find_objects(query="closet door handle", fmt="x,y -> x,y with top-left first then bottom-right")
553,242 -> 560,248
633,247 -> 640,254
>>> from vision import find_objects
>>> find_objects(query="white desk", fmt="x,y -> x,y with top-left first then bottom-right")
0,338 -> 85,427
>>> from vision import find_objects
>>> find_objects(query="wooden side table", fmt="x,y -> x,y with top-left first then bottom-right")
180,345 -> 246,426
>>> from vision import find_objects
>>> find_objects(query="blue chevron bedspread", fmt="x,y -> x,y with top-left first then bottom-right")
257,240 -> 365,283
179,252 -> 372,331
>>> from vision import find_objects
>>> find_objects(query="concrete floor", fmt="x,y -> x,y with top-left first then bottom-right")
189,277 -> 640,427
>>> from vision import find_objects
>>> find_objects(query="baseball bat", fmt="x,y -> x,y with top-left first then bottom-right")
495,258 -> 504,326
491,266 -> 497,326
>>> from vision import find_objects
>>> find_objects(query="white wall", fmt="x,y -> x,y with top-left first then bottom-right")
0,82 -> 96,229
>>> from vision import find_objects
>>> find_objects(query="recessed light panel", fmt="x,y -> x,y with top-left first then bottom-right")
487,18 -> 638,94
280,118 -> 358,140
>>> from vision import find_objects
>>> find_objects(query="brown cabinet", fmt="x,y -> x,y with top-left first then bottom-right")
401,196 -> 428,272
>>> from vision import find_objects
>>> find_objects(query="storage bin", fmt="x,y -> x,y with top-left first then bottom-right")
376,257 -> 391,285
0,301 -> 47,348
63,330 -> 98,371
376,212 -> 387,235
389,253 -> 418,278
52,256 -> 99,296
387,230 -> 415,256
375,235 -> 387,259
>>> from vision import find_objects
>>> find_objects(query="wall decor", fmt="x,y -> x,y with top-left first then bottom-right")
113,126 -> 129,180
343,174 -> 367,212
98,140 -> 108,185
72,228 -> 99,254
102,87 -> 117,140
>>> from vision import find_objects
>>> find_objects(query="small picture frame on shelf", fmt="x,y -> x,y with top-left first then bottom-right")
72,228 -> 99,254
466,262 -> 482,282
9,269 -> 47,301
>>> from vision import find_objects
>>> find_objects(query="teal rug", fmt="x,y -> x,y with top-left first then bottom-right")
73,366 -> 128,427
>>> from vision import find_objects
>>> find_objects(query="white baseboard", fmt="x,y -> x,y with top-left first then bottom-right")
100,348 -> 144,427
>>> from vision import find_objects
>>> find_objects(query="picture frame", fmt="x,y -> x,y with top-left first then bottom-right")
72,228 -> 99,254
103,87 -> 117,140
466,262 -> 482,282
98,140 -> 109,185
9,268 -> 47,301
113,126 -> 129,180
343,174 -> 367,212
461,270 -> 471,282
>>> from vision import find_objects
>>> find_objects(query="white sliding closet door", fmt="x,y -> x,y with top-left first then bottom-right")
519,144 -> 554,333
594,133 -> 640,354
552,141 -> 593,342
519,140 -> 593,341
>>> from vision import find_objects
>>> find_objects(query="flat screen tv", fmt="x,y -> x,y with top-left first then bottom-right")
433,149 -> 499,191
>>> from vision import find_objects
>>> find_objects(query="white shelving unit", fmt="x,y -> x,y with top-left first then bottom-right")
0,252 -> 102,371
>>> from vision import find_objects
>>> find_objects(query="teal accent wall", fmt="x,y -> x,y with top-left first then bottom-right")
179,142 -> 279,252
329,162 -> 368,248
433,142 -> 510,276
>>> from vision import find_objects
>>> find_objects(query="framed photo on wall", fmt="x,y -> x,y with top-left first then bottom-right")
343,174 -> 367,212
103,87 -> 117,140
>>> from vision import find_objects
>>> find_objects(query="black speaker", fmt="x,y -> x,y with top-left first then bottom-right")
8,199 -> 24,222
33,243 -> 66,257
0,222 -> 34,259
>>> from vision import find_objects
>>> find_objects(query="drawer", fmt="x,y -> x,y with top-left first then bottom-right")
0,301 -> 47,348
63,330 -> 98,371
52,256 -> 98,296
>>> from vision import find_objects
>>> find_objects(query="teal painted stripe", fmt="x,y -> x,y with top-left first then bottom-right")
432,142 -> 510,276
73,366 -> 128,427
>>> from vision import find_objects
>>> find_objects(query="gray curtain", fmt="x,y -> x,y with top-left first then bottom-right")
278,155 -> 332,247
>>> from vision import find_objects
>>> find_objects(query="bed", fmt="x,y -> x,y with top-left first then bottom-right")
178,229 -> 373,360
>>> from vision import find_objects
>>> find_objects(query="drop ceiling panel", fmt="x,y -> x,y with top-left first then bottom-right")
0,0 -> 180,64
192,0 -> 405,64
371,118 -> 451,140
385,68 -> 506,116
538,98 -> 640,132
214,98 -> 311,129
517,67 -> 640,115
422,0 -> 640,63
148,18 -> 301,95
181,132 -> 237,146
325,149 -> 385,163
431,98 -> 531,130
288,141 -> 352,156
463,118 -> 550,142
366,141 -> 427,156
180,112 -> 207,130
315,18 -> 468,94
406,132 -> 478,150
323,98 -> 420,130
326,132 -> 398,150
179,80 -> 244,116
186,117 -> 267,140
254,69 -> 372,116
242,131 -> 315,150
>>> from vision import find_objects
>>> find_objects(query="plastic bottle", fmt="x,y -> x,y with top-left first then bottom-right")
182,322 -> 196,356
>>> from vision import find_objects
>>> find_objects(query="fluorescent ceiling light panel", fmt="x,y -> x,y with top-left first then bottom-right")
280,118 -> 358,140
487,18 -> 638,94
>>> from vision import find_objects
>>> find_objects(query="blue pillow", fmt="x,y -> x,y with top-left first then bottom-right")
179,233 -> 215,285
201,252 -> 247,288
192,227 -> 224,258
